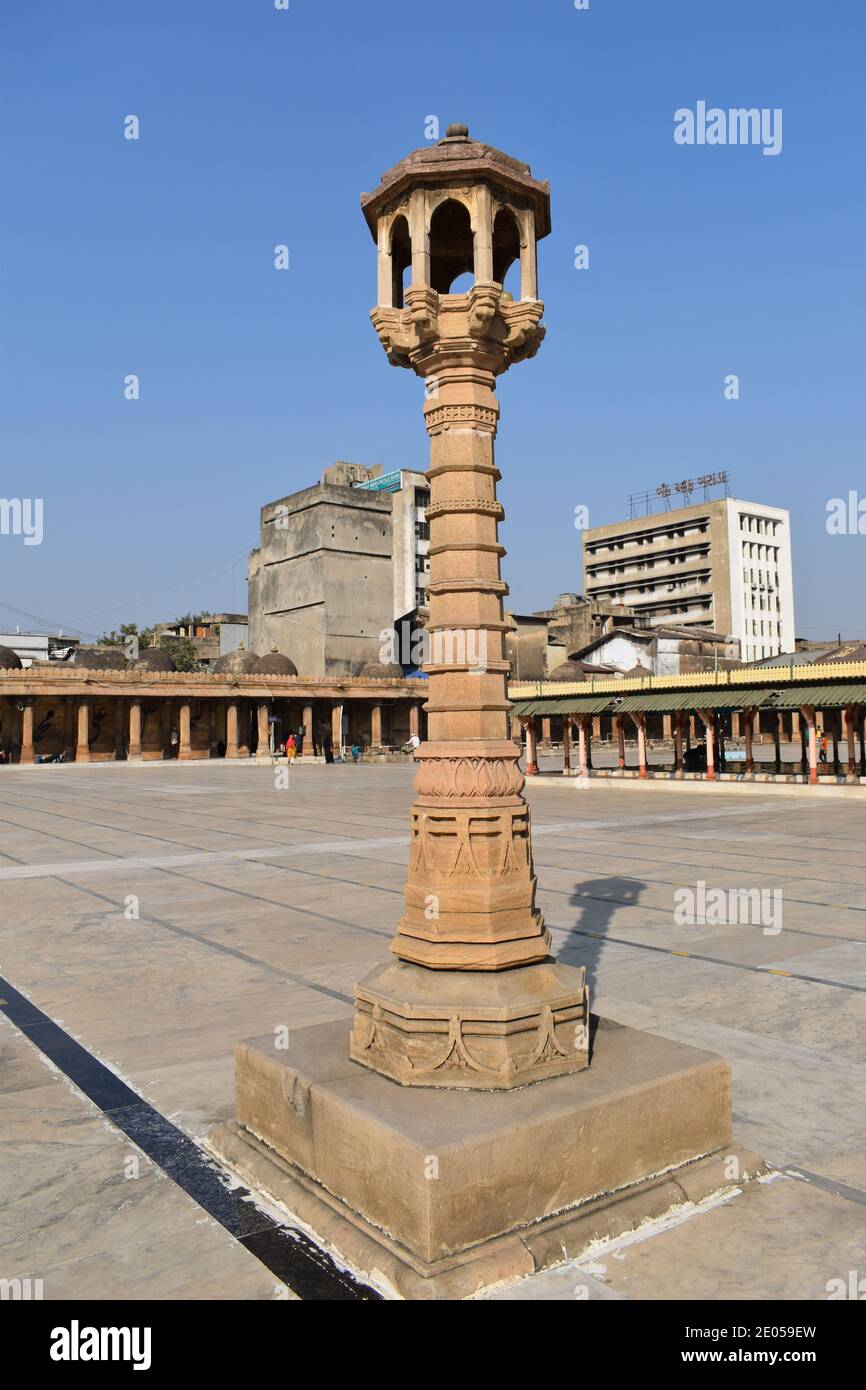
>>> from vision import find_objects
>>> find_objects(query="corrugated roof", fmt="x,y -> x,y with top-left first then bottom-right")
771,683 -> 866,709
615,688 -> 776,713
510,696 -> 614,716
511,683 -> 866,718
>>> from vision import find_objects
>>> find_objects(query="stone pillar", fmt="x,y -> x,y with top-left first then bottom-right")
662,714 -> 672,740
524,716 -> 538,775
744,708 -> 754,774
541,716 -> 551,745
351,275 -> 587,1088
561,718 -> 571,775
408,701 -> 420,740
128,701 -> 143,762
371,703 -> 383,748
800,706 -> 818,785
76,699 -> 91,763
20,698 -> 35,764
237,701 -> 250,758
474,182 -> 493,282
226,700 -> 240,759
302,703 -> 314,756
510,715 -> 521,742
256,701 -> 272,763
113,700 -> 126,760
208,702 -> 218,756
178,701 -> 192,761
332,702 -> 343,757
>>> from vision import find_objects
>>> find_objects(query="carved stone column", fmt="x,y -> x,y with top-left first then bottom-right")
371,703 -> 383,747
226,700 -> 240,759
178,701 -> 192,760
352,281 -> 588,1090
128,701 -> 143,762
76,699 -> 91,764
20,698 -> 35,764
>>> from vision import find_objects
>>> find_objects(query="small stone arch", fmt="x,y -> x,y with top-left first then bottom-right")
492,205 -> 521,290
429,197 -> 474,294
389,213 -> 411,308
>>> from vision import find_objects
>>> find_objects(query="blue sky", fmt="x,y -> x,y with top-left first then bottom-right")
3,0 -> 864,643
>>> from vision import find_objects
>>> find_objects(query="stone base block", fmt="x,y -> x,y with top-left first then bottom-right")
212,1016 -> 733,1287
351,958 -> 590,1089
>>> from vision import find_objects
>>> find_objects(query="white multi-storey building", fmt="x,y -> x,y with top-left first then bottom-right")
582,497 -> 795,663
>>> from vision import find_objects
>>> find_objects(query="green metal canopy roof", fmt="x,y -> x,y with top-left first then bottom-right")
770,683 -> 866,709
511,683 -> 866,718
615,688 -> 778,713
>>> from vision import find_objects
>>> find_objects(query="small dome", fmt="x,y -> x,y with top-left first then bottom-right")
254,650 -> 298,676
213,642 -> 258,675
73,647 -> 127,670
548,659 -> 588,682
0,645 -> 23,669
131,647 -> 176,672
360,660 -> 405,679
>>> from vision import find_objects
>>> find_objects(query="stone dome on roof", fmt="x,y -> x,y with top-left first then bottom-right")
131,647 -> 176,672
213,642 -> 258,675
625,662 -> 651,676
73,647 -> 127,670
254,650 -> 298,676
0,645 -> 23,669
548,659 -> 589,682
360,660 -> 405,680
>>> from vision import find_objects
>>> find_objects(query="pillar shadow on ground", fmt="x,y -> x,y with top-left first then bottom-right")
552,877 -> 647,1008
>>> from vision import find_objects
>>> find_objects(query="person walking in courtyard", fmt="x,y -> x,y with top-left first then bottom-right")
819,731 -> 828,764
351,741 -> 361,764
323,732 -> 334,764
286,732 -> 296,762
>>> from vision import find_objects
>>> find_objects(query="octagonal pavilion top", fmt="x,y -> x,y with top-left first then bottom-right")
361,124 -> 551,242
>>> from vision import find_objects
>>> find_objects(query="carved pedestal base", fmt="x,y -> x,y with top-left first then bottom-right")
351,958 -> 589,1090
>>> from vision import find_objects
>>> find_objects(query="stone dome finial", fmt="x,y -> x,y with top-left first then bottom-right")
443,123 -> 469,141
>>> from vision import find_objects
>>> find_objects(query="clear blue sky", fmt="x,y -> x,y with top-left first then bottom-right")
3,0 -> 864,643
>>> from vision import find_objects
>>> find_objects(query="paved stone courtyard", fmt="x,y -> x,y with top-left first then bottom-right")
2,761 -> 865,1299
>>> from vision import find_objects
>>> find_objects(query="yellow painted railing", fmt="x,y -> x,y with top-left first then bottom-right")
508,659 -> 866,700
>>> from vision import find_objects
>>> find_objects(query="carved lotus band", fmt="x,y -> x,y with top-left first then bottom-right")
414,755 -> 525,800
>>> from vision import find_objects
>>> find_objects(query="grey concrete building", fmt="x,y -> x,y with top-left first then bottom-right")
248,463 -> 429,678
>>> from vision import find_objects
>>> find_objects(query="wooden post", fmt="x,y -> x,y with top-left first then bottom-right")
800,706 -> 818,785
673,709 -> 684,775
577,717 -> 588,778
616,715 -> 625,770
524,716 -> 538,775
845,704 -> 857,779
633,713 -> 648,778
697,710 -> 715,781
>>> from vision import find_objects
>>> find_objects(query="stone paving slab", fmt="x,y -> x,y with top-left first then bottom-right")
0,761 -> 864,1298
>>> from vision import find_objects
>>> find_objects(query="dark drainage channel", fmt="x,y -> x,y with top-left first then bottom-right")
0,977 -> 380,1301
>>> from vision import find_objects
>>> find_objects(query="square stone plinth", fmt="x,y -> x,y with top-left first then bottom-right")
216,1017 -> 731,1274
